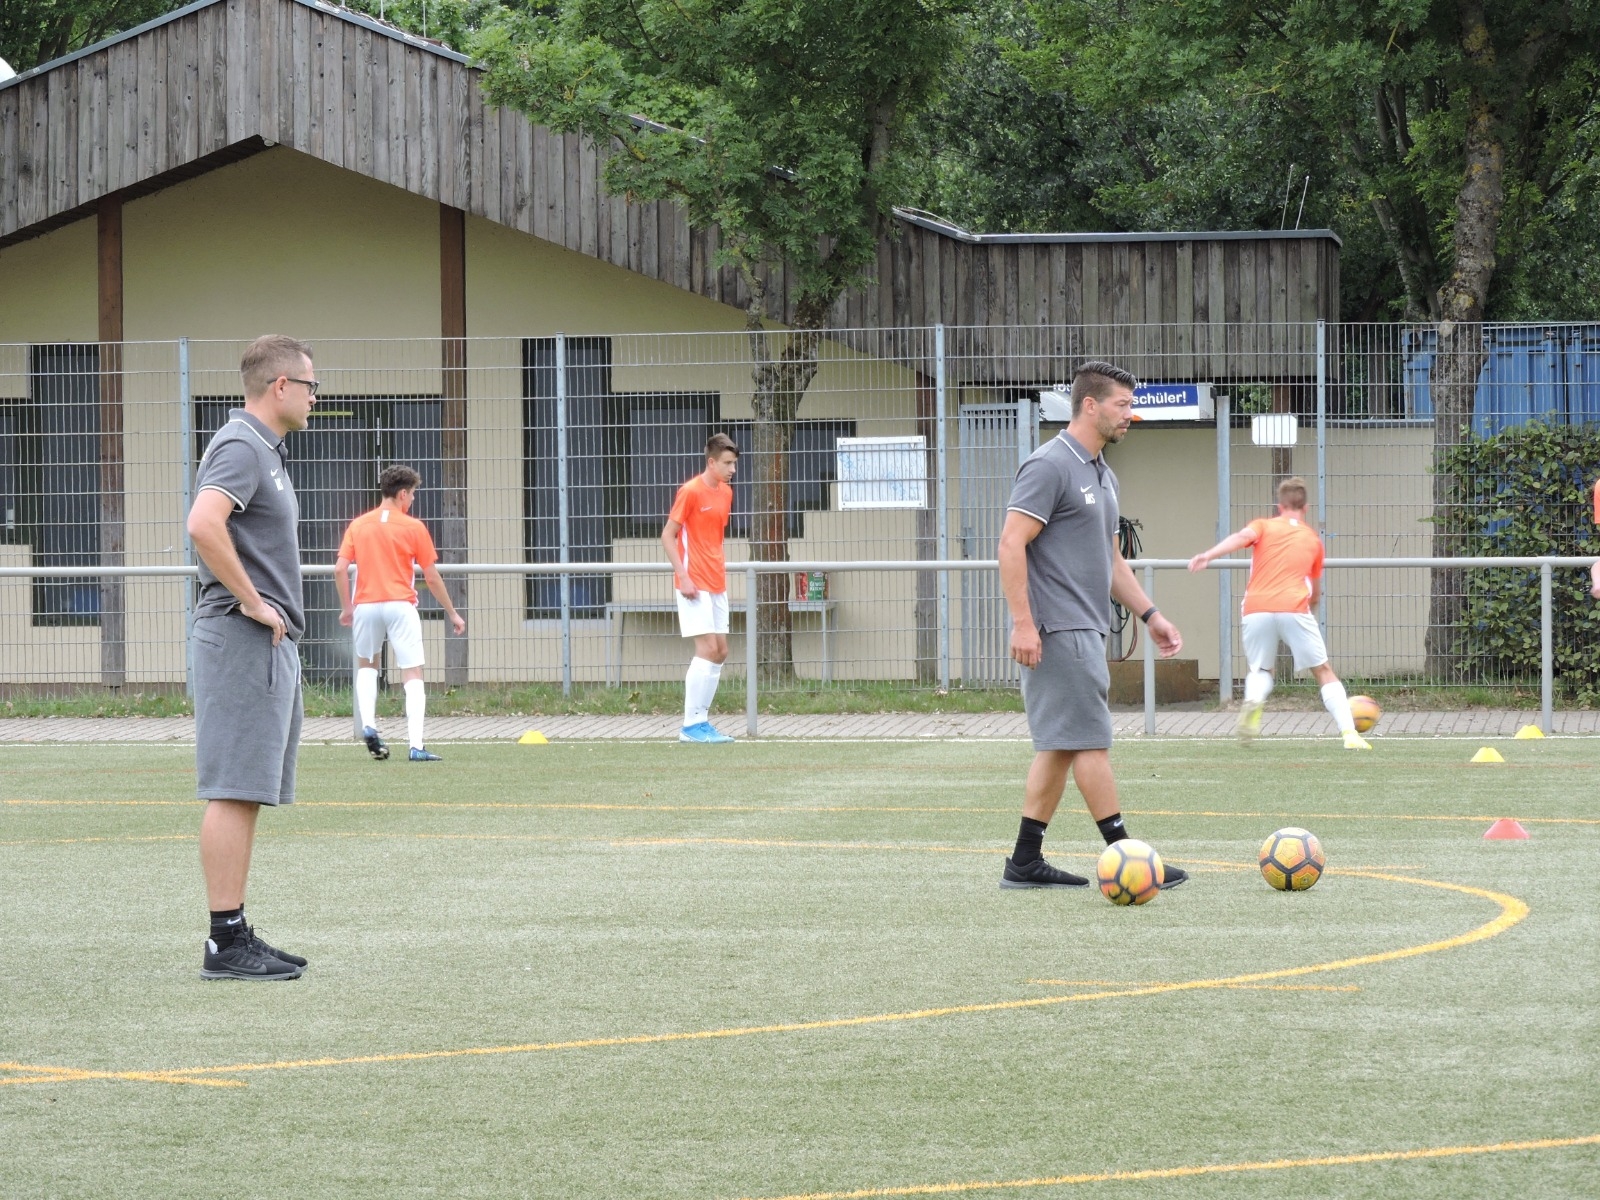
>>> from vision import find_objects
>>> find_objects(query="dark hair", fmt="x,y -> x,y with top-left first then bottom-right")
706,432 -> 740,459
1069,360 -> 1140,416
1277,476 -> 1309,510
380,464 -> 421,498
240,335 -> 314,398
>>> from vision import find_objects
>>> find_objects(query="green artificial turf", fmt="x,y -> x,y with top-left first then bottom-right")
1,737 -> 1596,1198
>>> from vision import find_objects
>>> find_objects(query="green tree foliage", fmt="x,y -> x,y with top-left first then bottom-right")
1,0 -> 183,73
1022,0 -> 1600,324
471,1 -> 960,678
1443,423 -> 1600,700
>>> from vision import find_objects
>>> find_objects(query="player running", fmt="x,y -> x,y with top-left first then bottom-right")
661,433 -> 739,744
1188,476 -> 1369,749
335,464 -> 466,762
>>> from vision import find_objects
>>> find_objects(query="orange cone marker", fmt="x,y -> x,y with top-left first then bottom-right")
1483,818 -> 1529,840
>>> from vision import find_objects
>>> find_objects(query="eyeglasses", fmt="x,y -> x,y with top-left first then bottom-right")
283,377 -> 320,397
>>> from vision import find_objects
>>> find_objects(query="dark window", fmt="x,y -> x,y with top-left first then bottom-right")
10,345 -> 103,625
522,337 -> 622,617
520,339 -> 854,615
724,419 -> 856,539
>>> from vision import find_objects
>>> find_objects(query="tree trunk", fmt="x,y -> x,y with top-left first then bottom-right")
746,292 -> 829,684
1425,29 -> 1505,676
1424,321 -> 1485,675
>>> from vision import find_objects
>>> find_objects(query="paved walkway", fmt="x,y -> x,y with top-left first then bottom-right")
0,709 -> 1592,743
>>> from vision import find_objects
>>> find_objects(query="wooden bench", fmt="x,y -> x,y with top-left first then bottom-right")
605,598 -> 838,685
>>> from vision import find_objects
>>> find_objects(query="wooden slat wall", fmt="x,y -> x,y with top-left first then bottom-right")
1,0 -> 1339,379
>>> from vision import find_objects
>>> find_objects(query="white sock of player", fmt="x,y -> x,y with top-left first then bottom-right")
1244,668 -> 1273,706
700,660 -> 724,724
355,667 -> 379,730
684,657 -> 716,727
404,679 -> 426,749
1321,679 -> 1355,733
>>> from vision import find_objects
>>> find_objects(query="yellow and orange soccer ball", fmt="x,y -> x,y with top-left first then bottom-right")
1259,827 -> 1326,891
1349,694 -> 1382,734
1096,839 -> 1164,905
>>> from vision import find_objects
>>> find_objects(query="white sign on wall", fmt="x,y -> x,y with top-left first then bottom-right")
836,436 -> 928,509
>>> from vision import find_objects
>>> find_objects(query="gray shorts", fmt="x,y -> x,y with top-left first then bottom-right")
1021,628 -> 1113,752
192,612 -> 303,806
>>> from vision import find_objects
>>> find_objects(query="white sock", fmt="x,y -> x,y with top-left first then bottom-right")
356,667 -> 379,730
1244,669 -> 1273,706
1321,679 -> 1355,734
684,657 -> 716,726
699,660 -> 724,724
405,679 -> 426,749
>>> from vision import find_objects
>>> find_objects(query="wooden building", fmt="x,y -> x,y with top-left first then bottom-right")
0,0 -> 1340,381
0,0 -> 1346,692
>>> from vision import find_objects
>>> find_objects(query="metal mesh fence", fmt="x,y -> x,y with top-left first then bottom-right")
0,322 -> 1596,698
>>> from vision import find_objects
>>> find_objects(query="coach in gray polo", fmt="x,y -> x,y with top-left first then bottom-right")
185,334 -> 316,981
996,360 -> 1190,891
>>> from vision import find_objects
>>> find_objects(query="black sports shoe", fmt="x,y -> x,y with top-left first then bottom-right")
1158,864 -> 1189,890
362,726 -> 390,761
243,924 -> 307,969
201,935 -> 303,981
1000,855 -> 1090,889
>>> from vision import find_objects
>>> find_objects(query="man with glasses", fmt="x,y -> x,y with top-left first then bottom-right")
185,335 -> 317,981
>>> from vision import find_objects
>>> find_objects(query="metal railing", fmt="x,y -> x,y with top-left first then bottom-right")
2,556 -> 1594,736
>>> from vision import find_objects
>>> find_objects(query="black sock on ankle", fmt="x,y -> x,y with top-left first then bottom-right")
1096,813 -> 1128,845
1013,817 -> 1048,865
209,907 -> 245,949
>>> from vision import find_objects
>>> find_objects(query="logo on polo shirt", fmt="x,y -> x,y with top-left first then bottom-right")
1080,485 -> 1096,505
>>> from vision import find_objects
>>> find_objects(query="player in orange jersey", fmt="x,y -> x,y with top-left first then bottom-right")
335,464 -> 466,762
660,433 -> 740,744
1590,479 -> 1600,599
1188,476 -> 1369,749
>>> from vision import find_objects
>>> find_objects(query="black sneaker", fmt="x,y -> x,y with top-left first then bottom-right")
201,935 -> 303,981
1158,864 -> 1189,890
1000,856 -> 1090,889
362,726 -> 390,761
243,924 -> 307,969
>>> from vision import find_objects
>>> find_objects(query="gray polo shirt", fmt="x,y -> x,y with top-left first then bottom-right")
192,410 -> 305,640
1006,430 -> 1120,633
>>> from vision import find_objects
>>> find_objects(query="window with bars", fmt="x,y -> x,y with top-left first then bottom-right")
522,337 -> 855,618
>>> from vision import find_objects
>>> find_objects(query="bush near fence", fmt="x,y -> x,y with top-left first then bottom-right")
1447,421 -> 1600,700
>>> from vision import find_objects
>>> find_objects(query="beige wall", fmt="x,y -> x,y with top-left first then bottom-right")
0,146 -> 1440,688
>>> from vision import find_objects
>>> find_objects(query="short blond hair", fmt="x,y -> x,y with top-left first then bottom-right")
240,335 -> 314,399
1277,476 -> 1309,510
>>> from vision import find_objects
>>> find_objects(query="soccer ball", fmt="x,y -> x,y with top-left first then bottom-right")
1349,695 -> 1382,734
1259,827 -> 1326,891
1097,839 -> 1164,906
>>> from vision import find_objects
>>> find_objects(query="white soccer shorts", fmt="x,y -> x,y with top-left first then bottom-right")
1241,610 -> 1329,673
352,600 -> 426,669
676,589 -> 729,638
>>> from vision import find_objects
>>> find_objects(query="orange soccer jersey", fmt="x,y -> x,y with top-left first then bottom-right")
1239,515 -> 1324,615
337,507 -> 439,605
669,473 -> 734,593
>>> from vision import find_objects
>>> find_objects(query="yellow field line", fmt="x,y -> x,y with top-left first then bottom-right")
5,797 -> 1599,826
733,1133 -> 1600,1200
0,870 -> 1523,1091
0,1063 -> 244,1088
1024,979 -> 1359,993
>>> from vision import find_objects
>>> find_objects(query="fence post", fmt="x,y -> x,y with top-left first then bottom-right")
1541,561 -> 1553,734
936,324 -> 950,692
1143,562 -> 1156,735
1215,388 -> 1232,703
746,564 -> 758,737
179,338 -> 193,701
555,334 -> 571,698
1316,320 -> 1328,630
